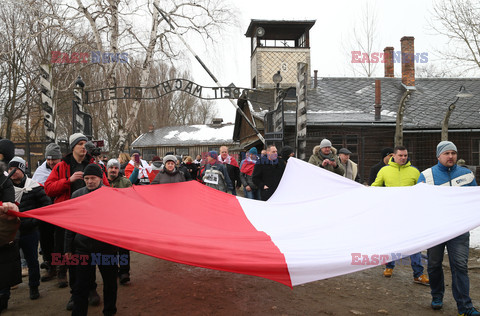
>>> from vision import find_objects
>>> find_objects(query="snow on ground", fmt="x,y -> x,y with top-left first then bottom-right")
471,227 -> 480,248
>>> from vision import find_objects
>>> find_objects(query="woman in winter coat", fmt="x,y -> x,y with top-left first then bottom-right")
117,152 -> 130,177
181,156 -> 197,181
151,155 -> 186,184
240,147 -> 260,200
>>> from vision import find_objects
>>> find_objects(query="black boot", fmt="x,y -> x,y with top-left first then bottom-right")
29,286 -> 40,300
41,265 -> 57,282
66,295 -> 74,311
40,261 -> 50,270
57,265 -> 68,288
0,294 -> 9,313
88,289 -> 100,306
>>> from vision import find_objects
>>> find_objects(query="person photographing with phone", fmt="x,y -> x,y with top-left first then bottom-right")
124,150 -> 155,185
308,139 -> 345,176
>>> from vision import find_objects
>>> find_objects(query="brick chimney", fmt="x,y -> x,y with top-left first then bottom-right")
383,47 -> 394,78
400,36 -> 415,87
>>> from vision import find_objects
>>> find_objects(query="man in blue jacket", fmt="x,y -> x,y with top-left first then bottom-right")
418,141 -> 479,315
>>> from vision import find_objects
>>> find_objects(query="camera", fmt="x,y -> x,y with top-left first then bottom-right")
329,158 -> 335,162
85,141 -> 102,157
90,147 -> 102,157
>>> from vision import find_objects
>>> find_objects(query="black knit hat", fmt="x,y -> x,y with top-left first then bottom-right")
83,164 -> 103,178
0,139 -> 15,163
8,156 -> 26,174
381,147 -> 394,158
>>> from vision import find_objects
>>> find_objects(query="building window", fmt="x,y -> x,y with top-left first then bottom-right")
175,148 -> 189,157
298,33 -> 306,47
142,148 -> 157,161
259,39 -> 295,47
472,139 -> 480,165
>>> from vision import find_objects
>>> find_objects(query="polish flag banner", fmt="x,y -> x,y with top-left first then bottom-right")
14,158 -> 480,287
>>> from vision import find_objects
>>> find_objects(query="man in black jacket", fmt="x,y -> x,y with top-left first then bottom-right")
8,157 -> 52,300
252,145 -> 286,201
66,164 -> 118,316
368,147 -> 394,186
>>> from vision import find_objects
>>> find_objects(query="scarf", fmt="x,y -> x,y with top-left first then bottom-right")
13,177 -> 40,204
218,155 -> 239,168
129,159 -> 152,179
240,156 -> 257,176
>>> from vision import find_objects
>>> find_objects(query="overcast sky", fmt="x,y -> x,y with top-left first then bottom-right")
184,0 -> 450,122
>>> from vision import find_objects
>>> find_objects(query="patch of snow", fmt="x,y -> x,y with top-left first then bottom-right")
164,130 -> 178,139
355,86 -> 371,94
163,125 -> 234,142
381,110 -> 397,117
470,227 -> 480,249
307,110 -> 363,114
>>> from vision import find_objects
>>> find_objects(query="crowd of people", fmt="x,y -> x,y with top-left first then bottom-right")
0,133 -> 479,315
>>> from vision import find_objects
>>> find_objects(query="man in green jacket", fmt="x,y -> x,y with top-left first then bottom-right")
106,159 -> 132,285
308,139 -> 344,176
372,146 -> 429,285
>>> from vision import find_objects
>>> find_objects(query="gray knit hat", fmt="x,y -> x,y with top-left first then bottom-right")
69,133 -> 88,150
107,159 -> 120,169
163,154 -> 177,165
319,139 -> 332,149
45,143 -> 62,159
437,141 -> 457,157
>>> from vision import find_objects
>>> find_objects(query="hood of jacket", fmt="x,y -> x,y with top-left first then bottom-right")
313,145 -> 338,156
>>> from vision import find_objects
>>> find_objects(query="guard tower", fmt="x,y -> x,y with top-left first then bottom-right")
245,20 -> 315,89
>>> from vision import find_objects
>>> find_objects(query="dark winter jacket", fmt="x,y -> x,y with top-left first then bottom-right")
368,160 -> 386,186
13,176 -> 51,235
44,153 -> 109,204
151,168 -> 186,184
0,161 -> 14,202
181,162 -> 197,181
252,157 -> 285,201
178,163 -> 192,181
65,185 -> 118,255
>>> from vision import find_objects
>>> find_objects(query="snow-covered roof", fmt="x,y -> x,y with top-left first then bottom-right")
131,124 -> 237,147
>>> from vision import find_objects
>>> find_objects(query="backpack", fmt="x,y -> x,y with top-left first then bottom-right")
202,165 -> 227,192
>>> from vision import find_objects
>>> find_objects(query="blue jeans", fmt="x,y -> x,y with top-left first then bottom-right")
428,232 -> 472,312
386,252 -> 424,278
243,187 -> 260,200
19,231 -> 40,288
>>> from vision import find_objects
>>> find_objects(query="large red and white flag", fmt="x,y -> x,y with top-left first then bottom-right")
14,158 -> 480,287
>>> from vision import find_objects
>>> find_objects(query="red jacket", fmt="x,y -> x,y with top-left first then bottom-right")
44,153 -> 109,204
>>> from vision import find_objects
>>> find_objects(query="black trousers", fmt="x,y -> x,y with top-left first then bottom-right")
72,253 -> 117,316
39,221 -> 55,263
118,248 -> 130,275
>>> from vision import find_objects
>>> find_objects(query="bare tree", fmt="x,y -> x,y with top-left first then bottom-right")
416,63 -> 462,78
344,2 -> 380,77
0,3 -> 32,139
16,0 -> 235,155
431,0 -> 480,75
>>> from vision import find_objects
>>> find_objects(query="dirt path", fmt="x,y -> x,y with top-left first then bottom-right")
4,249 -> 480,315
